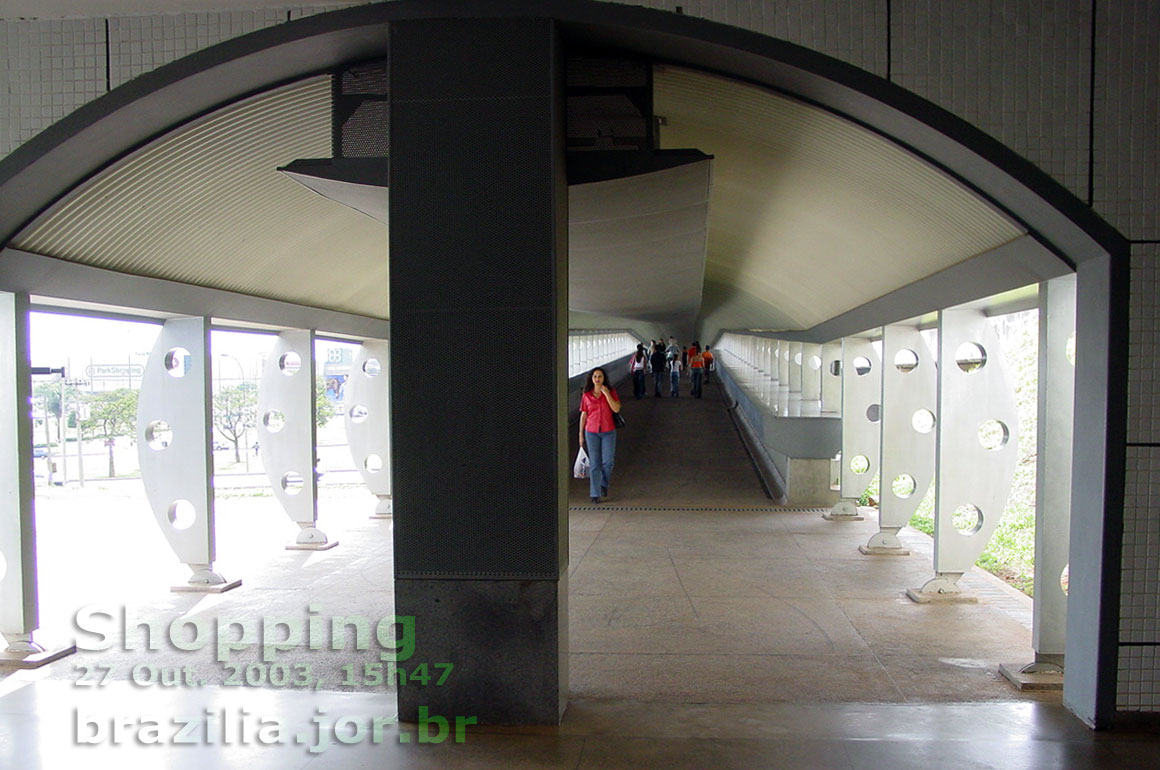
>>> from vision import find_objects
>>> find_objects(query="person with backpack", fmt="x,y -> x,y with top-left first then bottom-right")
650,343 -> 667,397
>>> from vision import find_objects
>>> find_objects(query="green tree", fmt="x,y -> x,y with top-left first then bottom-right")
81,388 -> 138,477
214,382 -> 258,463
315,377 -> 339,427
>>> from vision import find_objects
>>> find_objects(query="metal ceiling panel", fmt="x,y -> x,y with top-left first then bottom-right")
12,76 -> 390,319
654,66 -> 1026,331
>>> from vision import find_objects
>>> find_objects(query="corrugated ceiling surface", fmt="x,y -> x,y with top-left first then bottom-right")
12,76 -> 390,319
654,66 -> 1026,330
569,160 -> 710,324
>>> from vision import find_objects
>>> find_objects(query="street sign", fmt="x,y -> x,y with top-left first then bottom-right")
85,364 -> 145,379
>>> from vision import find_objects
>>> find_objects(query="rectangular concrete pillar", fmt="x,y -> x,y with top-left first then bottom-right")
389,17 -> 567,725
0,292 -> 37,642
1033,275 -> 1075,662
1064,254 -> 1128,729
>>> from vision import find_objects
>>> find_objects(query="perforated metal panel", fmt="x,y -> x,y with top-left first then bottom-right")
335,59 -> 389,158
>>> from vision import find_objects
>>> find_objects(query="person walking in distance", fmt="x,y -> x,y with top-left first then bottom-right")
669,353 -> 683,397
702,345 -> 715,383
629,344 -> 648,399
689,344 -> 705,398
579,367 -> 621,504
650,342 -> 667,397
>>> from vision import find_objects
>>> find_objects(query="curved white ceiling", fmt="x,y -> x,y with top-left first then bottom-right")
12,77 -> 391,319
12,65 -> 1026,335
654,65 -> 1026,331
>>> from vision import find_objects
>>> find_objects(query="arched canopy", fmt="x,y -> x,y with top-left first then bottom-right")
0,0 -> 1126,340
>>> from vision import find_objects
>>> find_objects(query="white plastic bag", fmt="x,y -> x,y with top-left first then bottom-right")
573,446 -> 590,479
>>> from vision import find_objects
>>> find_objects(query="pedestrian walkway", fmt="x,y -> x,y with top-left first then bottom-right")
0,380 -> 1155,767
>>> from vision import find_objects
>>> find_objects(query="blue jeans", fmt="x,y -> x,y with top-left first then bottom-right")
670,370 -> 680,396
654,372 -> 665,396
691,369 -> 703,398
585,429 -> 616,498
632,370 -> 646,398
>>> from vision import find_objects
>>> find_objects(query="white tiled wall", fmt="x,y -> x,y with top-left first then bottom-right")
0,4 -> 367,156
1118,646 -> 1159,711
605,0 -> 888,76
1129,245 -> 1160,445
1093,0 -> 1160,241
108,10 -> 287,88
891,0 -> 1092,202
0,19 -> 106,155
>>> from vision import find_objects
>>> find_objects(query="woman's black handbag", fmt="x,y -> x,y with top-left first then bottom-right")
614,412 -> 626,429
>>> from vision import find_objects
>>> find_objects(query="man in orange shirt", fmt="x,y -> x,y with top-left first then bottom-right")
702,345 -> 715,383
689,344 -> 705,398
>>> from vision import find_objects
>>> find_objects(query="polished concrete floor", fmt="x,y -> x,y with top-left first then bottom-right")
1,377 -> 1156,767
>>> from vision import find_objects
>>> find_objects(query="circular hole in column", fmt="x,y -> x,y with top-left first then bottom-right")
145,420 -> 172,450
850,455 -> 870,475
978,419 -> 1010,450
894,348 -> 919,373
852,356 -> 872,376
954,342 -> 987,373
281,471 -> 305,495
829,360 -> 842,377
349,404 -> 369,424
164,348 -> 191,378
1065,334 -> 1076,367
809,355 -> 822,371
1060,564 -> 1070,596
263,410 -> 286,433
362,358 -> 382,377
783,349 -> 790,361
279,352 -> 302,376
891,473 -> 917,498
168,500 -> 196,530
793,351 -> 803,366
952,504 -> 983,535
364,454 -> 383,473
866,403 -> 881,423
911,409 -> 936,434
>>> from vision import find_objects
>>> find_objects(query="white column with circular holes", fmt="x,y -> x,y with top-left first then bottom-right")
826,336 -> 881,520
257,330 -> 333,549
137,316 -> 236,590
863,324 -> 936,555
345,339 -> 392,517
908,307 -> 1019,601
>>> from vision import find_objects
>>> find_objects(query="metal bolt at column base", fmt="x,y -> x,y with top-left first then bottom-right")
371,495 -> 393,519
999,653 -> 1065,691
906,572 -> 978,603
286,525 -> 339,551
823,498 -> 864,521
172,564 -> 241,593
859,528 -> 910,555
0,632 -> 76,669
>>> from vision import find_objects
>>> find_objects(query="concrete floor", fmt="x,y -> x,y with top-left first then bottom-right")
1,377 -> 1156,767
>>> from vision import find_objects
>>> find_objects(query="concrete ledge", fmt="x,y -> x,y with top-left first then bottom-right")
859,545 -> 910,555
0,644 -> 76,669
905,587 -> 979,604
171,579 -> 243,594
286,540 -> 340,551
999,662 -> 1064,691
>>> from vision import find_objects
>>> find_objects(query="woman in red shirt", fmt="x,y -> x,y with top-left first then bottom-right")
579,367 -> 621,504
